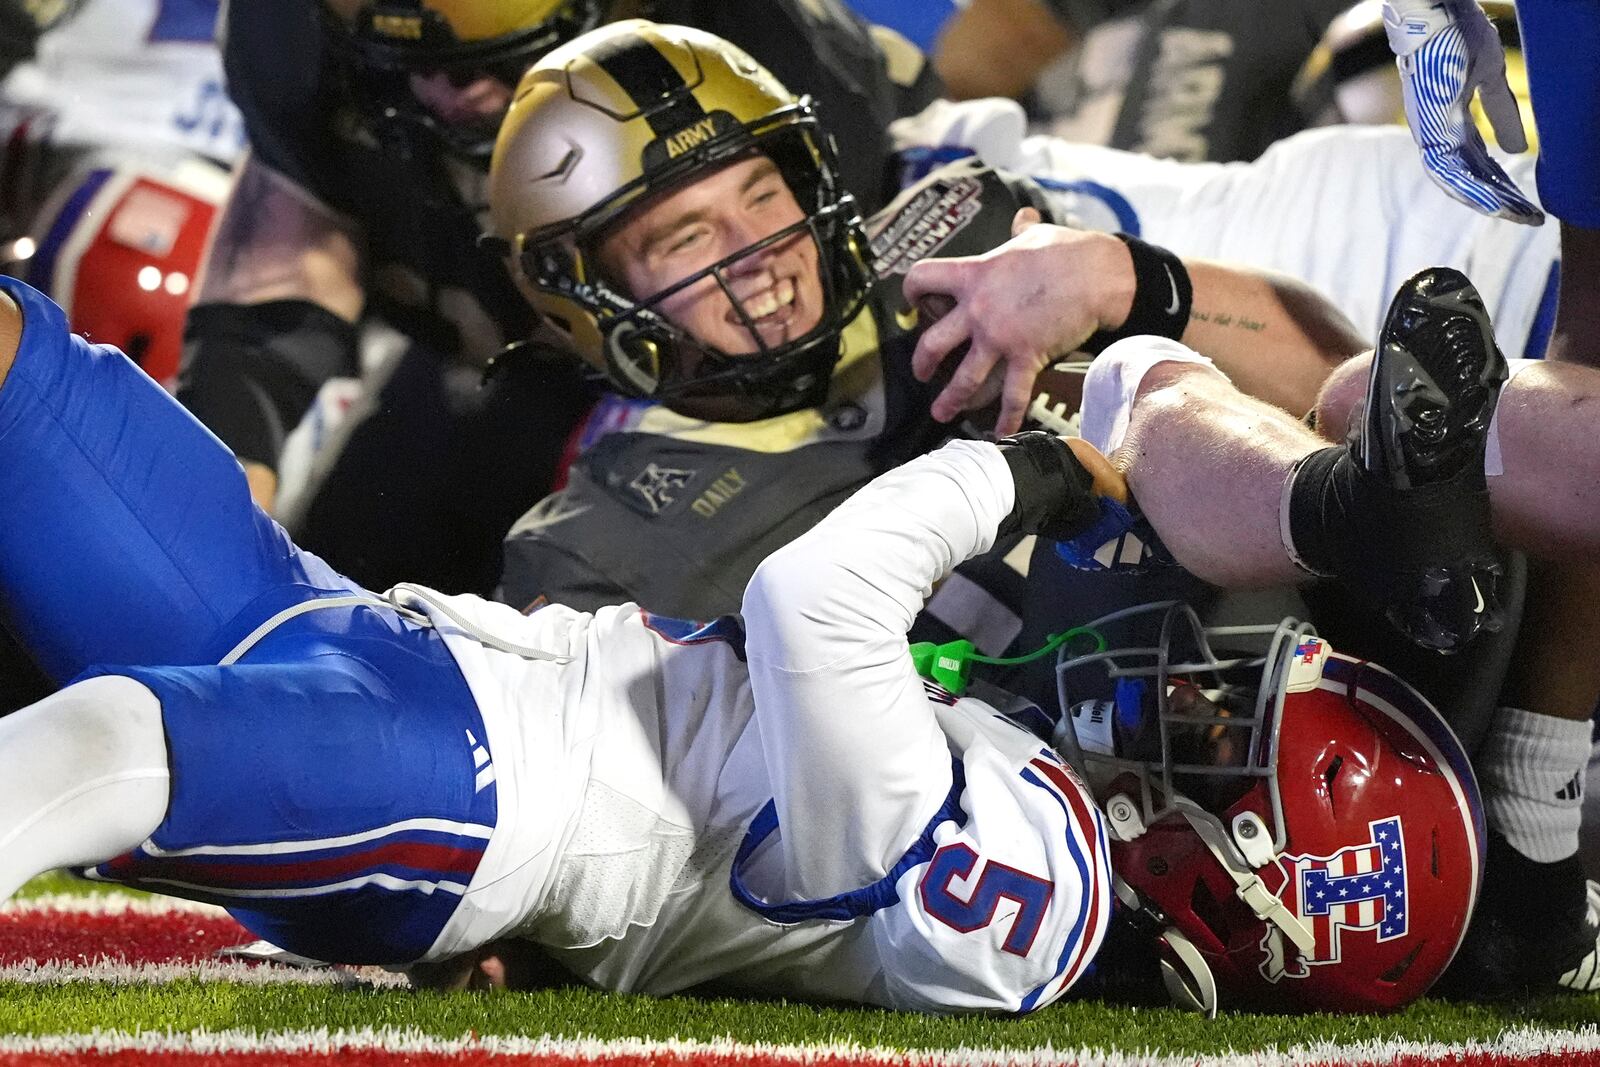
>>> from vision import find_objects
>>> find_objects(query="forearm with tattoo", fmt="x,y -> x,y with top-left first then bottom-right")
1179,262 -> 1367,416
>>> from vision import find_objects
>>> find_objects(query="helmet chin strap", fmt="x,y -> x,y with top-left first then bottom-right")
1107,788 -> 1317,958
1159,927 -> 1220,1018
1176,802 -> 1317,956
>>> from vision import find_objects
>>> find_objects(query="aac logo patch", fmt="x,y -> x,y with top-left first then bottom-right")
1260,816 -> 1409,982
628,463 -> 696,515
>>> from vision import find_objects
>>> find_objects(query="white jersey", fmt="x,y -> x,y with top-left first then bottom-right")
0,0 -> 244,164
406,440 -> 1113,1014
893,103 -> 1560,359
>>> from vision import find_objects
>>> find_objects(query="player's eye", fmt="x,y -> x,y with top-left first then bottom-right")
747,180 -> 785,209
664,227 -> 707,256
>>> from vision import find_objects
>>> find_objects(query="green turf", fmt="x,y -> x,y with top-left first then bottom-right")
12,871 -> 146,900
8,876 -> 1600,1053
1,980 -> 1599,1053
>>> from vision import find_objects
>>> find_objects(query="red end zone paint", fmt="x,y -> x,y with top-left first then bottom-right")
0,906 -> 249,966
0,1054 -> 916,1067
5,1048 -> 1600,1067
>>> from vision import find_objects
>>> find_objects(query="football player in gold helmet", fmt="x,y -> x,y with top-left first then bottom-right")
485,21 -> 1371,625
177,0 -> 936,598
486,20 -> 875,423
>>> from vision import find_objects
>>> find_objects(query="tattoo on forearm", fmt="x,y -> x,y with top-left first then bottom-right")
1190,308 -> 1267,333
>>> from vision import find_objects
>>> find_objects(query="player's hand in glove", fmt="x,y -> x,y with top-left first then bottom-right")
1382,0 -> 1543,225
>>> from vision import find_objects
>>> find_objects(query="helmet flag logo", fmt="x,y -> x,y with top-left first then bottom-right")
1260,816 -> 1410,983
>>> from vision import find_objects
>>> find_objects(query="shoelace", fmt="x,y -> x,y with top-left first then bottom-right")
219,584 -> 574,666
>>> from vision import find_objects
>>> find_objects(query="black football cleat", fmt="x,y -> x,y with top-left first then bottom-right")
1356,267 -> 1509,650
1435,830 -> 1598,999
1360,266 -> 1508,490
1557,881 -> 1600,993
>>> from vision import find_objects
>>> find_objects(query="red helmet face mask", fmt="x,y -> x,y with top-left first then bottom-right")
1055,602 -> 1485,1014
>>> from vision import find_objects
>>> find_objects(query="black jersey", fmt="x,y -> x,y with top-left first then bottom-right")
499,160 -> 1054,629
218,0 -> 540,366
1035,0 -> 1350,163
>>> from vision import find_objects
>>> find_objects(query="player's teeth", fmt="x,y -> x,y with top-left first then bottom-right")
745,280 -> 795,322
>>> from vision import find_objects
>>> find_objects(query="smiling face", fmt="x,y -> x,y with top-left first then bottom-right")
596,154 -> 825,360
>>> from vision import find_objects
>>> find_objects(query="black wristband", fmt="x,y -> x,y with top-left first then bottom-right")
1080,234 -> 1192,356
996,430 -> 1101,542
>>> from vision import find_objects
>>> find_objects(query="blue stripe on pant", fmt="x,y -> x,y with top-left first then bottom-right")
82,617 -> 497,964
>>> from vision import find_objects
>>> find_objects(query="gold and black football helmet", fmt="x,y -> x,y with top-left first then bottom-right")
323,0 -> 605,163
485,20 -> 875,422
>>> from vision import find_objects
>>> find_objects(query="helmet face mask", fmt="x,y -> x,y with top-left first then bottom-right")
489,23 -> 875,422
1058,604 -> 1313,847
591,205 -> 861,421
1057,601 -> 1485,1014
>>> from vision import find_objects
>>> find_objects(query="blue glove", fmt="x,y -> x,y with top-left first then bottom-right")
1054,496 -> 1175,573
1383,0 -> 1544,225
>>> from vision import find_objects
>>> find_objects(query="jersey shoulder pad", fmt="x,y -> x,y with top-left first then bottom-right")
867,158 -> 1054,278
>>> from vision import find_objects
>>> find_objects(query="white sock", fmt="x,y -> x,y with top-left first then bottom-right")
1478,704 -> 1593,863
1078,338 -> 1226,455
0,675 -> 170,899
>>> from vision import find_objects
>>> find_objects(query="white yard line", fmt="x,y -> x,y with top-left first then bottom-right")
2,893 -> 228,917
0,1026 -> 1598,1066
0,960 -> 407,988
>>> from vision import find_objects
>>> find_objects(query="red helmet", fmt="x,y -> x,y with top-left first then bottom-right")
1056,603 -> 1484,1014
22,155 -> 226,390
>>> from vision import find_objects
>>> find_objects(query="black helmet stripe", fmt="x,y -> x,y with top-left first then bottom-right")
588,31 -> 708,138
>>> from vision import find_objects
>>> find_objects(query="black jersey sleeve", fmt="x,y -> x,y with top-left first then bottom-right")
649,0 -> 942,212
177,299 -> 361,471
217,0 -> 343,200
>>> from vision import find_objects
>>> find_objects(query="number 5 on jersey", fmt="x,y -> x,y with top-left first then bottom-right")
919,843 -> 1052,956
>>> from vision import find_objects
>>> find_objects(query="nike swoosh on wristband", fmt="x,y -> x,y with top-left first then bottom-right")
1162,264 -> 1180,315
1472,577 -> 1485,613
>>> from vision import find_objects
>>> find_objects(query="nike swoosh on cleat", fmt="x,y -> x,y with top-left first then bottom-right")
1163,265 -> 1180,315
1471,577 -> 1485,614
